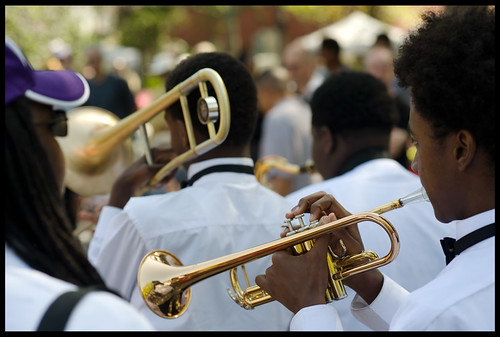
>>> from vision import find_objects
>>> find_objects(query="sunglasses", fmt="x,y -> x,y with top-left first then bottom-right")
33,109 -> 68,137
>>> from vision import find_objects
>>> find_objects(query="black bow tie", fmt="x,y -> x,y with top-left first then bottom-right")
440,223 -> 495,265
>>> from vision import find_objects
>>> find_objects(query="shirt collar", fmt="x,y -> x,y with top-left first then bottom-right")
5,244 -> 31,270
454,208 -> 495,240
186,157 -> 254,180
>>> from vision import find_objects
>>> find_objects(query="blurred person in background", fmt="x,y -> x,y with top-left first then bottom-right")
82,45 -> 136,120
364,45 -> 412,170
256,66 -> 315,196
282,39 -> 326,104
318,38 -> 350,76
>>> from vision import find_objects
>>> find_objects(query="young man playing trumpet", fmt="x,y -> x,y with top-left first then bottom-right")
285,71 -> 453,330
255,6 -> 495,331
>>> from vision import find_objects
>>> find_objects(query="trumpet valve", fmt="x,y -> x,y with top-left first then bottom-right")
295,213 -> 306,227
309,219 -> 319,228
283,219 -> 294,232
285,213 -> 314,236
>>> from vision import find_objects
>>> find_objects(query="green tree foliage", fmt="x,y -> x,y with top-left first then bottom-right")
5,6 -> 89,69
114,6 -> 181,63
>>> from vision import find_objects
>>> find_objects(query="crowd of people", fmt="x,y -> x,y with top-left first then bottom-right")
5,5 -> 494,331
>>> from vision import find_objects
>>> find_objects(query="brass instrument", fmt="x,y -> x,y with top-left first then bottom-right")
56,68 -> 230,196
254,155 -> 315,189
137,187 -> 429,318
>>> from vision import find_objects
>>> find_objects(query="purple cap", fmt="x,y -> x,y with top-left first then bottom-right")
5,36 -> 89,108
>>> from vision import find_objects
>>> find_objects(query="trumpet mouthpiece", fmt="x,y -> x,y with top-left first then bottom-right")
399,187 -> 429,207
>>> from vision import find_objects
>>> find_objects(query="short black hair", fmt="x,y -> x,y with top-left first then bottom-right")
394,6 -> 494,162
321,38 -> 340,54
166,52 -> 258,148
310,71 -> 398,137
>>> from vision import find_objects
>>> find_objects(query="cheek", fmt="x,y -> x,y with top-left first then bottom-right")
170,124 -> 188,153
311,145 -> 320,170
41,135 -> 66,194
414,145 -> 454,222
165,114 -> 186,153
311,137 -> 326,177
51,142 -> 65,193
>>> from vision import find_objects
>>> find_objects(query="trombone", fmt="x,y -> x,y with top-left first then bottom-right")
56,68 -> 230,196
137,187 -> 429,318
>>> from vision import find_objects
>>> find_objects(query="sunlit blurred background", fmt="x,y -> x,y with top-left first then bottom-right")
5,6 -> 442,91
5,5 -> 444,248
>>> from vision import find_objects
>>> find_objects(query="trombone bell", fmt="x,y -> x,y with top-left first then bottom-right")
57,106 -> 135,196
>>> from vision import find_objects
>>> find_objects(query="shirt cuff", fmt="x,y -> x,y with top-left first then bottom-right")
290,304 -> 343,331
351,273 -> 409,330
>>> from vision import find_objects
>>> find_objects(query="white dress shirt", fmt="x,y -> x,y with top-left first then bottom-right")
88,157 -> 295,331
286,158 -> 455,330
5,245 -> 154,331
287,207 -> 495,331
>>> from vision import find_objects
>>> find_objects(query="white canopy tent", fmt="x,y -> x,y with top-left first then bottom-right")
299,10 -> 408,56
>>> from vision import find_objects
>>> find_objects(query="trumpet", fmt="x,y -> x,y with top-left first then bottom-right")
255,155 -> 315,189
56,68 -> 230,196
137,187 -> 429,318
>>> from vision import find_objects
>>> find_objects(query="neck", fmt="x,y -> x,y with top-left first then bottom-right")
325,133 -> 390,178
268,93 -> 286,111
337,147 -> 390,176
434,148 -> 495,223
454,155 -> 495,219
184,144 -> 251,170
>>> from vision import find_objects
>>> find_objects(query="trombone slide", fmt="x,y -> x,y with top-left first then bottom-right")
58,68 -> 230,195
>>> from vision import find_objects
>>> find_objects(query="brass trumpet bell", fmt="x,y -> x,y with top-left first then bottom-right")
137,250 -> 192,319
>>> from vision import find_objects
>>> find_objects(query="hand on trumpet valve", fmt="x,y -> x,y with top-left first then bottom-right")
109,147 -> 179,208
286,191 -> 347,222
255,232 -> 333,314
285,192 -> 365,254
286,192 -> 387,303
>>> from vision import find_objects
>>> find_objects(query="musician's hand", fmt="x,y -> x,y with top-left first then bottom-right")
284,192 -> 358,251
286,191 -> 351,223
108,148 -> 178,208
255,229 -> 333,314
283,192 -> 384,304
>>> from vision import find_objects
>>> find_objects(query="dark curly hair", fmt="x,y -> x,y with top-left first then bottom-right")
394,6 -> 495,163
165,52 -> 258,148
310,71 -> 398,137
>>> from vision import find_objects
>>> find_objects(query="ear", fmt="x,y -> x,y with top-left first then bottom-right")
454,129 -> 476,171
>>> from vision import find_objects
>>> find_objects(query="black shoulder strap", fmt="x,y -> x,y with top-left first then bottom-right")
37,285 -> 103,331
